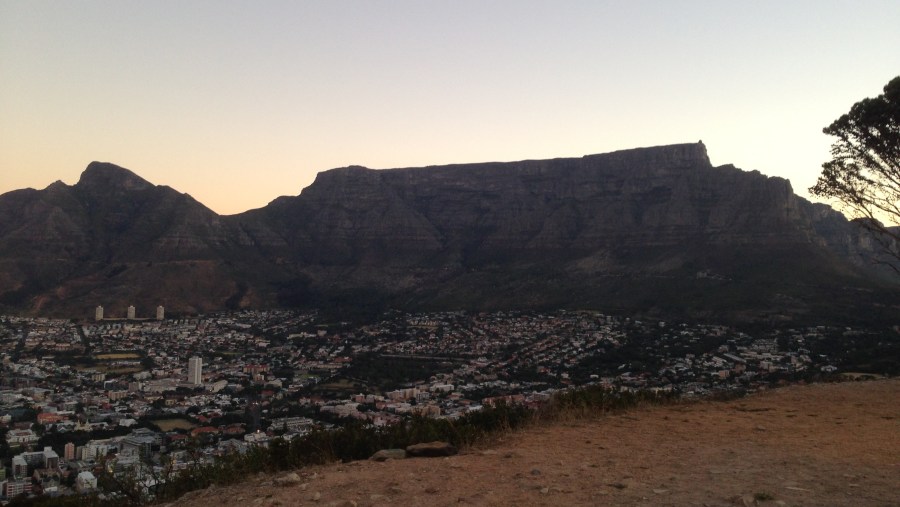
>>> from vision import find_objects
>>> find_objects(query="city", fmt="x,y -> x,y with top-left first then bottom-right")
0,307 -> 891,501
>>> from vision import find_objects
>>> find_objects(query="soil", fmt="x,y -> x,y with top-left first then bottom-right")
169,379 -> 900,507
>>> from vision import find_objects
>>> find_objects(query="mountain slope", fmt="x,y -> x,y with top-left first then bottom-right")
0,144 -> 896,322
0,162 -> 272,315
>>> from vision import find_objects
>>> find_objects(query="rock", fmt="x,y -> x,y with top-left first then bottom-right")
370,448 -> 408,461
312,491 -> 321,501
274,472 -> 303,486
405,441 -> 458,458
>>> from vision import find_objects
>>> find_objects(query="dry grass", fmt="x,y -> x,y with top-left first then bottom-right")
152,418 -> 197,431
170,379 -> 900,507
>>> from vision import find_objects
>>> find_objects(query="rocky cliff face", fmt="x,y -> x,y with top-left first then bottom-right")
0,162 -> 271,315
1,145 -> 896,322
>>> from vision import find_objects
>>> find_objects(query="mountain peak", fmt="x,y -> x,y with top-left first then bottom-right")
77,161 -> 153,191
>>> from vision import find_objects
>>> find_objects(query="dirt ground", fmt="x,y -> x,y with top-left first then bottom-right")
170,379 -> 900,507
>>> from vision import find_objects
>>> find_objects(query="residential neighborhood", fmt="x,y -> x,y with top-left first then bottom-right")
0,309 -> 888,502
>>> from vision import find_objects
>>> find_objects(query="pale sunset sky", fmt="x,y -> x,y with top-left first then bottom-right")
1,1 -> 898,215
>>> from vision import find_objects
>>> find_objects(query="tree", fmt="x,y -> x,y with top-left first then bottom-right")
810,76 -> 900,270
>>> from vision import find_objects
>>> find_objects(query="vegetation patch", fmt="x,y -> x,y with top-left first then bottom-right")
91,366 -> 144,375
148,418 -> 197,432
311,378 -> 363,395
94,353 -> 142,360
339,353 -> 458,392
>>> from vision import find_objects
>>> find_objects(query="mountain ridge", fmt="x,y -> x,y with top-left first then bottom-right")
1,143 -> 896,323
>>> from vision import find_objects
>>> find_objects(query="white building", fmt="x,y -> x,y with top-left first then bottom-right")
83,439 -> 113,461
127,305 -> 136,320
5,429 -> 39,446
76,471 -> 97,493
188,356 -> 202,385
156,305 -> 165,320
95,306 -> 104,321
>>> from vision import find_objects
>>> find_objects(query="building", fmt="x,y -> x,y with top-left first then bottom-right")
11,456 -> 27,479
64,442 -> 75,461
83,439 -> 114,461
3,478 -> 32,498
127,305 -> 136,320
76,471 -> 97,493
122,435 -> 154,459
43,447 -> 59,470
6,429 -> 39,447
156,305 -> 165,320
10,447 -> 58,479
95,305 -> 104,321
188,356 -> 203,385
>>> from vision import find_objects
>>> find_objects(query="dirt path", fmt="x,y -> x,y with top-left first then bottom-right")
171,380 -> 900,507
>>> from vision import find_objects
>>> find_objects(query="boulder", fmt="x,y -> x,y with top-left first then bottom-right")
274,472 -> 303,486
405,441 -> 458,458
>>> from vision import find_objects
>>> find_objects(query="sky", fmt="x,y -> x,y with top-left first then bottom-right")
1,1 -> 899,216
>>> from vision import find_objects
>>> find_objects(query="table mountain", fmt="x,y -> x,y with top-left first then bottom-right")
1,143 -> 896,323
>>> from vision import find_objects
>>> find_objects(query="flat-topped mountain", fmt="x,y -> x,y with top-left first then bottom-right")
1,144 -> 896,322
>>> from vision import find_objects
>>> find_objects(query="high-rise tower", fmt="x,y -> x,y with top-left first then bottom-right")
188,356 -> 202,385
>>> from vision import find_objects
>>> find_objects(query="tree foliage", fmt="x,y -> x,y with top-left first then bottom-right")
810,76 -> 900,268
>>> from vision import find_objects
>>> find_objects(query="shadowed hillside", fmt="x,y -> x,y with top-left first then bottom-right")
1,144 -> 897,323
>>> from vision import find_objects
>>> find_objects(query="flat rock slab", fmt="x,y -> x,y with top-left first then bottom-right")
406,441 -> 458,458
370,449 -> 408,461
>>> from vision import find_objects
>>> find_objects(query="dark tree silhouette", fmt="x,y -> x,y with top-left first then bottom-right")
811,76 -> 900,269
